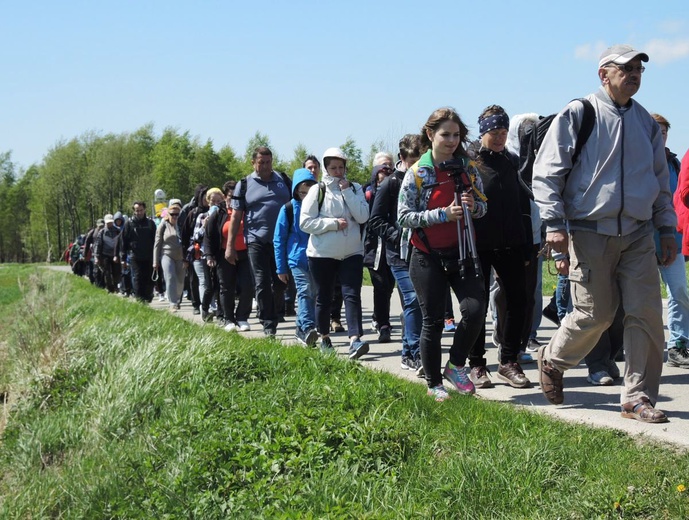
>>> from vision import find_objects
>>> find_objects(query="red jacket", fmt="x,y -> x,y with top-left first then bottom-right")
674,148 -> 689,255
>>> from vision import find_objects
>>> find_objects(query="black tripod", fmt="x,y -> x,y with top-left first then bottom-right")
439,160 -> 481,279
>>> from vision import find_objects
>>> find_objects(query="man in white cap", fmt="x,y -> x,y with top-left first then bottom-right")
533,44 -> 677,423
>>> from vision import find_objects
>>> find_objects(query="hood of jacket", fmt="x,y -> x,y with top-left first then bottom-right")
292,168 -> 317,200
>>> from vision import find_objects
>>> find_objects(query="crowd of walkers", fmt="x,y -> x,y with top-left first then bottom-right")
66,44 -> 689,423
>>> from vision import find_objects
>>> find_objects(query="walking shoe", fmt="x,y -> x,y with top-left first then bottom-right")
320,336 -> 335,353
497,362 -> 531,388
192,307 -> 201,315
525,337 -> 541,352
442,361 -> 475,395
295,329 -> 308,346
621,397 -> 668,424
517,351 -> 535,364
537,346 -> 564,405
348,339 -> 370,360
587,370 -> 613,386
542,305 -> 560,326
201,309 -> 214,323
378,326 -> 391,344
606,359 -> 621,379
414,355 -> 425,378
237,321 -> 251,332
224,322 -> 238,332
427,384 -> 450,402
444,318 -> 456,332
401,356 -> 415,370
330,320 -> 345,333
469,365 -> 494,389
304,328 -> 319,347
667,344 -> 689,368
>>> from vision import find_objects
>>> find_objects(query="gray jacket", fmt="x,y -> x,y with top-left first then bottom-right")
533,87 -> 676,237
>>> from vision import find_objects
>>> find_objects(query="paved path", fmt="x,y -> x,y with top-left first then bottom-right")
147,284 -> 689,450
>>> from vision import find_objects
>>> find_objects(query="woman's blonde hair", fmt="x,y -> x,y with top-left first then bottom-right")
205,187 -> 223,204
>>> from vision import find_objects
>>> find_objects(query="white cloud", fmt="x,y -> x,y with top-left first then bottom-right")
574,41 -> 608,61
644,38 -> 689,64
657,20 -> 684,34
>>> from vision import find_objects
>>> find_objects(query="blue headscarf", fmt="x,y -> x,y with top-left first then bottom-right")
478,113 -> 510,137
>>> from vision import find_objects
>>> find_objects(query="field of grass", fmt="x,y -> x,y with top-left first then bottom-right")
1,265 -> 688,518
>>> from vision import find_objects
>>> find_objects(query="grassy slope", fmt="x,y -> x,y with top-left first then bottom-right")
0,266 -> 688,519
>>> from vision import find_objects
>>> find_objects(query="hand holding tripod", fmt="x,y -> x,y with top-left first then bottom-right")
438,160 -> 481,279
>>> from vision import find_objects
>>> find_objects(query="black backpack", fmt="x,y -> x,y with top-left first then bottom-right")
518,98 -> 595,191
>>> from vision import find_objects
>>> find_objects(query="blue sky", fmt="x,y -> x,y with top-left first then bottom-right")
2,0 -> 689,171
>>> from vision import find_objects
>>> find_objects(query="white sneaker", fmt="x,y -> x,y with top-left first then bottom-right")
224,322 -> 238,332
158,295 -> 166,302
252,299 -> 258,311
237,321 -> 251,332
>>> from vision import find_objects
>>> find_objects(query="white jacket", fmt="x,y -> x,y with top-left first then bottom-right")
300,174 -> 369,260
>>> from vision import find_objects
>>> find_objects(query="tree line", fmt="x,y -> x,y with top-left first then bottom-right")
0,125 -> 385,263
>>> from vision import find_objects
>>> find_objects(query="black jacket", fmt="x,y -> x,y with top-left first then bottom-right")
119,215 -> 157,261
203,203 -> 229,261
472,146 -> 532,258
368,167 -> 407,269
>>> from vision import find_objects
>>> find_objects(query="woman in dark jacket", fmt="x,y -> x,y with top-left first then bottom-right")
468,105 -> 533,390
203,180 -> 253,332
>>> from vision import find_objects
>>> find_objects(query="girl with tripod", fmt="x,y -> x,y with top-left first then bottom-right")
398,107 -> 487,401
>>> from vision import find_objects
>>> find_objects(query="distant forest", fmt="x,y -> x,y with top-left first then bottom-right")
0,125 -> 385,263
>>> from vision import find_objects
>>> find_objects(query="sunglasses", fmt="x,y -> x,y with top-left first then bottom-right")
169,213 -> 180,217
607,63 -> 645,74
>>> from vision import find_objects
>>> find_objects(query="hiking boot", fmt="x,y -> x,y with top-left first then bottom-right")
348,339 -> 370,360
469,365 -> 494,389
378,326 -> 391,343
427,384 -> 450,402
667,344 -> 689,368
443,318 -> 456,332
587,370 -> 613,386
320,336 -> 335,354
497,362 -> 531,388
537,346 -> 564,404
442,361 -> 475,395
525,338 -> 541,353
330,320 -> 344,333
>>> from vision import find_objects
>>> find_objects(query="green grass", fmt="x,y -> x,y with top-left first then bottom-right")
1,266 -> 689,518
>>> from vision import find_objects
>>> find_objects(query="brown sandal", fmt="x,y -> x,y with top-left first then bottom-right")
537,346 -> 564,405
621,398 -> 668,424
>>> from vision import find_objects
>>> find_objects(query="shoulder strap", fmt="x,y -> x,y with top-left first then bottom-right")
285,200 -> 294,230
572,98 -> 595,165
318,181 -> 325,211
232,176 -> 248,201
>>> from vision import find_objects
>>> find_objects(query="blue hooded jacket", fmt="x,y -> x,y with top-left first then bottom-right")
274,168 -> 317,273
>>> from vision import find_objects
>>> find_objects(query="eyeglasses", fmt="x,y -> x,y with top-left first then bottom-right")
607,63 -> 645,74
169,213 -> 180,217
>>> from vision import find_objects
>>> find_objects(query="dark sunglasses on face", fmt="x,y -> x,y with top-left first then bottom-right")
169,213 -> 180,217
608,63 -> 645,74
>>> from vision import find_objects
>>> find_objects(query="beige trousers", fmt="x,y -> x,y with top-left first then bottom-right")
545,225 -> 665,405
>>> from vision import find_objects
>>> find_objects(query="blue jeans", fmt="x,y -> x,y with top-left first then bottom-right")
390,264 -> 421,359
291,265 -> 316,334
556,273 -> 572,320
658,254 -> 689,347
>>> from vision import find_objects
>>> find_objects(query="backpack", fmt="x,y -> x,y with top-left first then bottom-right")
518,98 -> 595,190
284,181 -> 364,238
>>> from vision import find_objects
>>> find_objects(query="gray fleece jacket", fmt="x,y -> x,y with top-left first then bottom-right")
533,87 -> 676,237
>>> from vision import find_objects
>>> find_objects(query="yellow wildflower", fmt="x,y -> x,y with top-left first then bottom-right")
677,484 -> 686,493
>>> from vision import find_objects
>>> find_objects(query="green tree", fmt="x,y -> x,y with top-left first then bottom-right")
151,128 -> 193,204
340,137 -> 367,186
